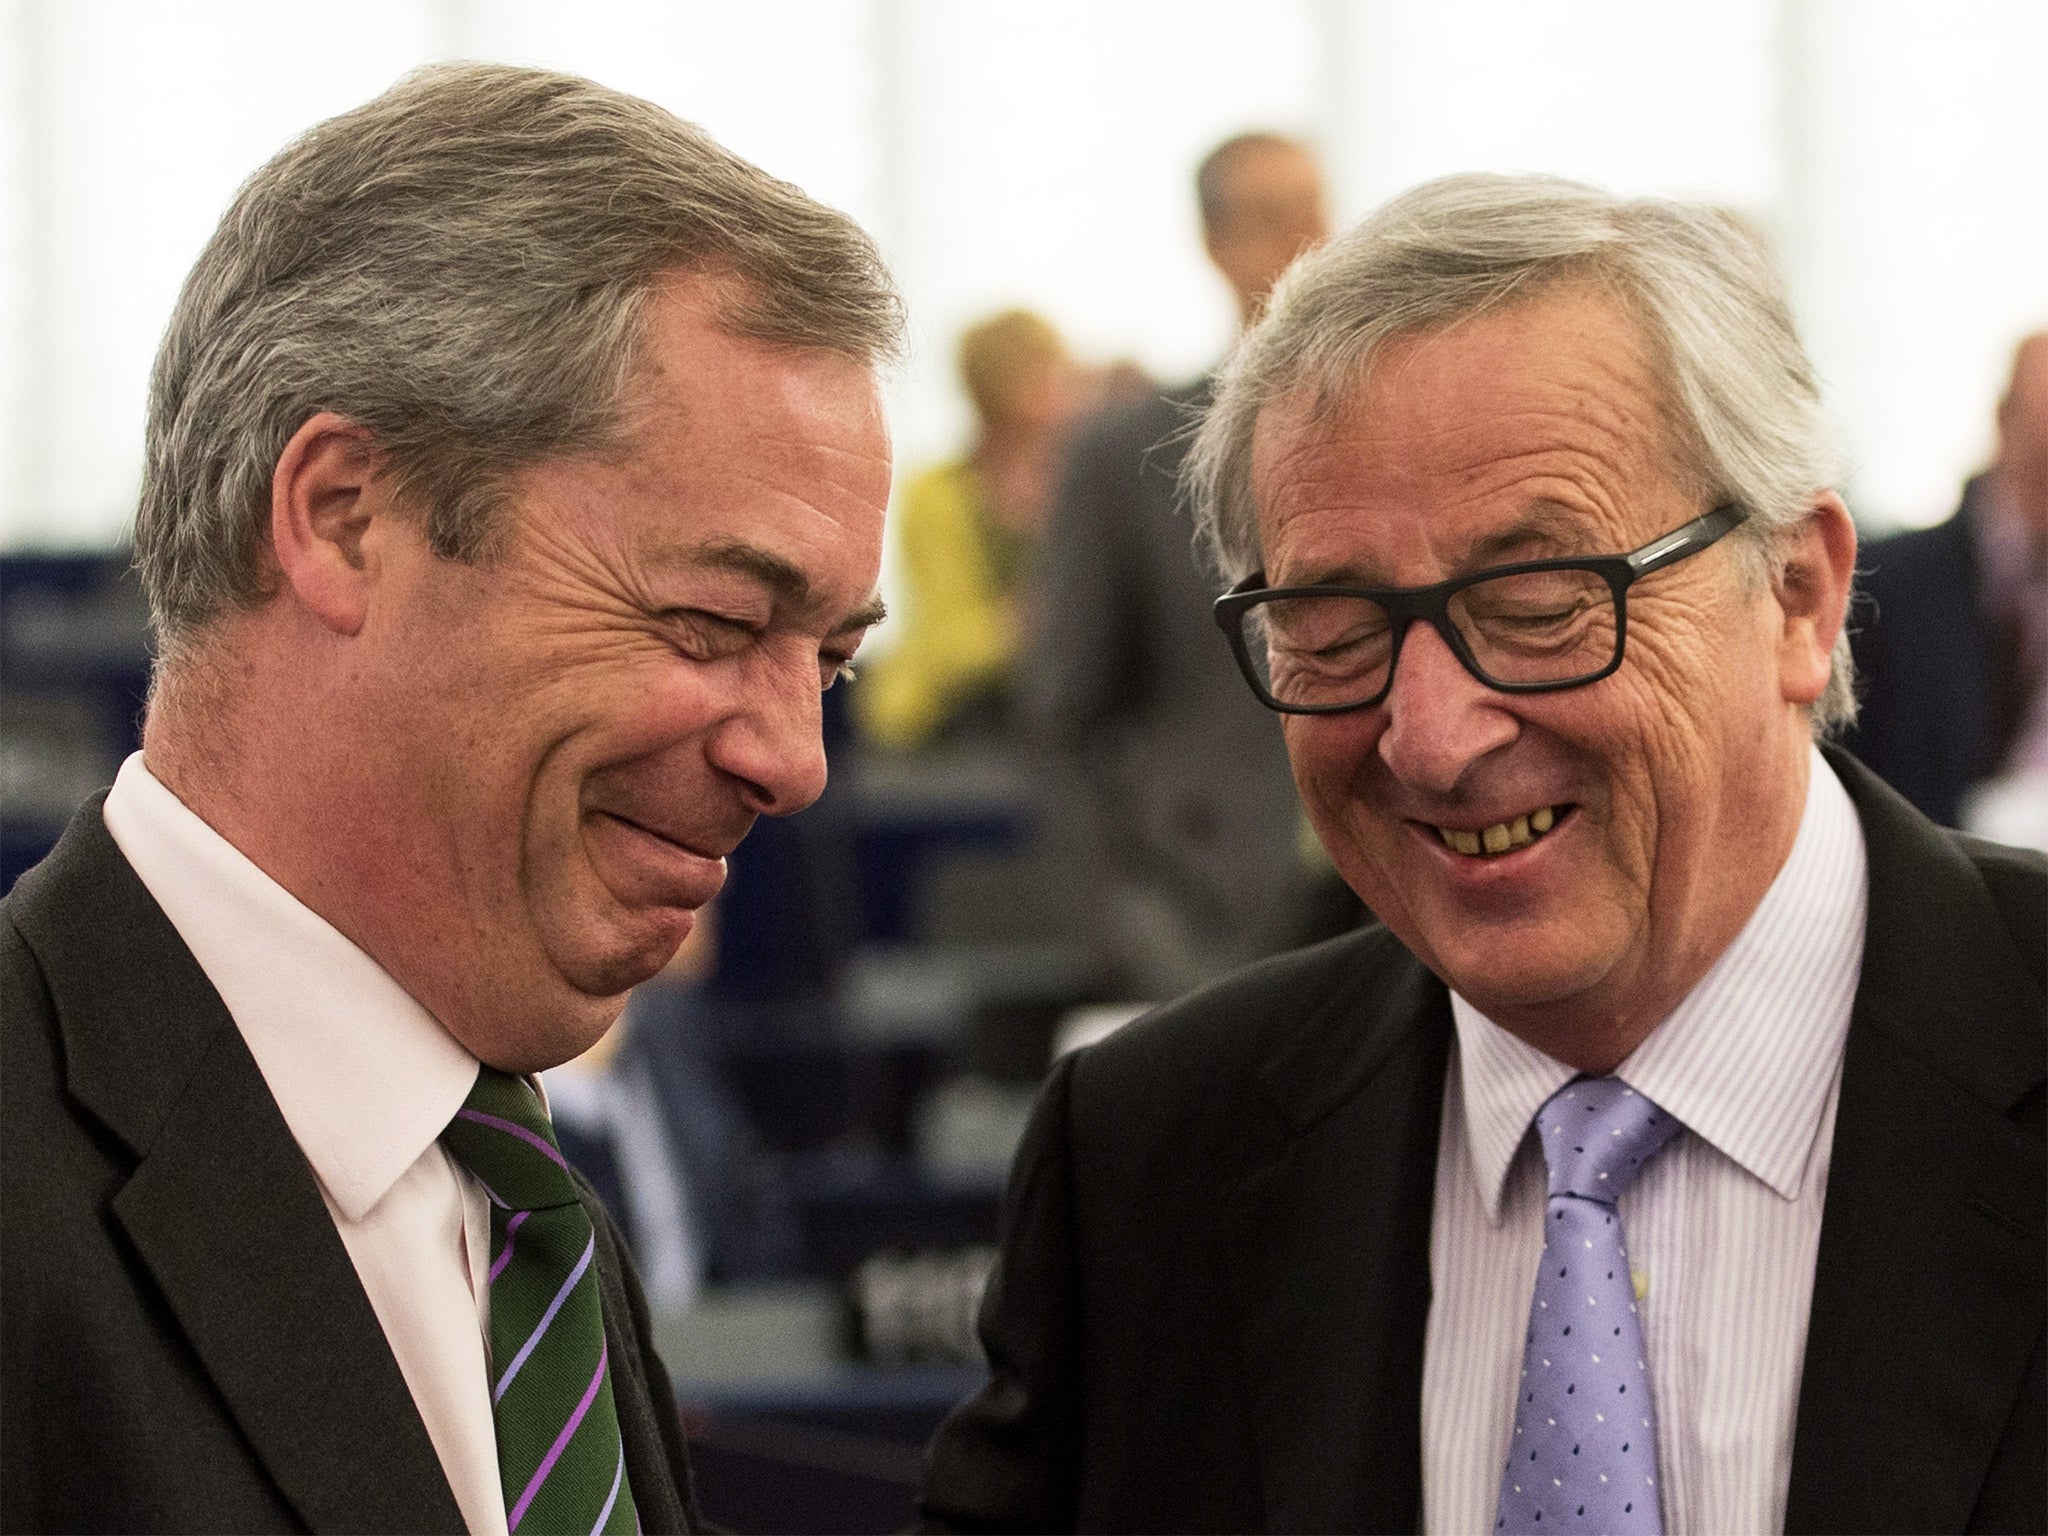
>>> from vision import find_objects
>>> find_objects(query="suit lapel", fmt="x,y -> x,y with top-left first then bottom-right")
109,1057 -> 468,1534
1785,754 -> 2045,1534
1217,937 -> 1452,1533
24,803 -> 464,1533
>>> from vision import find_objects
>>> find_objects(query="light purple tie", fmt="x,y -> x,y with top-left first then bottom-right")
1495,1077 -> 1681,1535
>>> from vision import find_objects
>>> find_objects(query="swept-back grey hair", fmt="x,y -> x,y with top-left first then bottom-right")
1185,171 -> 1856,735
136,61 -> 904,657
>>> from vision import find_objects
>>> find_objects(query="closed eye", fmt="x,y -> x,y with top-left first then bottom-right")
1492,606 -> 1579,629
820,637 -> 869,690
663,606 -> 870,691
662,609 -> 759,662
1306,626 -> 1387,658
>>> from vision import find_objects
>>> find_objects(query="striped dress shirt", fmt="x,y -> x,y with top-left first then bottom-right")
1422,746 -> 1868,1536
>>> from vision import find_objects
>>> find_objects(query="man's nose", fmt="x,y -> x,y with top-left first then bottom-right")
708,666 -> 831,817
1375,620 -> 1519,795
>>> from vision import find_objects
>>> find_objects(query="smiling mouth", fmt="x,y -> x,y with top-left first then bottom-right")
600,811 -> 730,863
606,811 -> 704,860
1432,804 -> 1571,858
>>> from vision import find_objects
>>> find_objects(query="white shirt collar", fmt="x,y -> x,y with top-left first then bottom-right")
102,752 -> 480,1222
1450,744 -> 1868,1221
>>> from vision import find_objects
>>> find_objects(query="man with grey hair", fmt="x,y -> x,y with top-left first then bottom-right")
921,174 -> 2043,1534
3,64 -> 900,1533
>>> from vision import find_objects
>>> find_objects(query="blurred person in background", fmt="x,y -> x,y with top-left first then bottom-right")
1846,331 -> 2048,849
859,309 -> 1082,750
922,174 -> 2043,1535
1025,132 -> 1335,999
1,62 -> 901,1534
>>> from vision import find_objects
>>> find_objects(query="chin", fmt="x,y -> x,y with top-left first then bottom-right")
1451,944 -> 1621,1018
558,951 -> 665,1009
546,897 -> 698,990
456,994 -> 623,1076
1411,904 -> 1595,991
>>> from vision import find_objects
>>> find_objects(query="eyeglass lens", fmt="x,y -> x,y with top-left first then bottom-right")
1245,566 -> 1618,708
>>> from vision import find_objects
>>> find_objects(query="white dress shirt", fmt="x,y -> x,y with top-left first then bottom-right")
1422,746 -> 1868,1536
103,752 -> 509,1536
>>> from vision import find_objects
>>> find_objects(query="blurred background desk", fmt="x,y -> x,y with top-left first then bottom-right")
658,1284 -> 988,1535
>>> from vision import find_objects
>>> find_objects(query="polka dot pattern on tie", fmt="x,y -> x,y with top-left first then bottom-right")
1494,1077 -> 1681,1535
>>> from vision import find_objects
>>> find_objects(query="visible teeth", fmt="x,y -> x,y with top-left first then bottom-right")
1438,805 -> 1564,857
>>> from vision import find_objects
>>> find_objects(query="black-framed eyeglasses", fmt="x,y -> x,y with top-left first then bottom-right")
1213,503 -> 1747,715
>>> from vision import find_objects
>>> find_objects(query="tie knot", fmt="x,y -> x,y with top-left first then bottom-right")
1534,1076 -> 1680,1204
441,1066 -> 583,1213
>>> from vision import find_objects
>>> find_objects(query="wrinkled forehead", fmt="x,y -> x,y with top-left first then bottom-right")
1249,291 -> 1695,527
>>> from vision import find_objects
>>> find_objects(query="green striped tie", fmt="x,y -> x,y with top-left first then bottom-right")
441,1067 -> 638,1536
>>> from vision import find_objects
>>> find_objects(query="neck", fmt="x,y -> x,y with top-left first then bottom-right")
141,638 -> 259,846
143,613 -> 405,986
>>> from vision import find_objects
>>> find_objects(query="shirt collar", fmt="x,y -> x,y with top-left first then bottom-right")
1450,745 -> 1868,1220
102,752 -> 480,1221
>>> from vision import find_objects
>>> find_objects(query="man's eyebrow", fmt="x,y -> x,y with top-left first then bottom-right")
1280,504 -> 1595,588
1463,504 -> 1593,566
835,595 -> 888,634
670,537 -> 884,633
687,538 -> 811,604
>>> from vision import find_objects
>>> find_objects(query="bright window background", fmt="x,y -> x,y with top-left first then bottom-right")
2,0 -> 2043,551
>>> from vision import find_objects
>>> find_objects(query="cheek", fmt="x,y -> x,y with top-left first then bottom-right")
1285,715 -> 1388,828
1606,604 -> 1729,774
1579,614 -> 1754,891
1283,716 -> 1341,802
566,651 -> 732,756
622,659 -> 727,740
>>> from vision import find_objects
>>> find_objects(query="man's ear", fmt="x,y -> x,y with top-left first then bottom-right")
1772,491 -> 1858,708
270,412 -> 397,637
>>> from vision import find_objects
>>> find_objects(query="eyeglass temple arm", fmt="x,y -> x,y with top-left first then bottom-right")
1213,574 -> 1264,626
1626,504 -> 1746,577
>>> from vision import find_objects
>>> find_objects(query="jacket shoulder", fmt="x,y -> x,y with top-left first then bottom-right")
1951,830 -> 2047,982
1067,925 -> 1438,1148
3,846 -> 84,1149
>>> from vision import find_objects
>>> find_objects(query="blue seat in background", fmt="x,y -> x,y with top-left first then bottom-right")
1,552 -> 152,892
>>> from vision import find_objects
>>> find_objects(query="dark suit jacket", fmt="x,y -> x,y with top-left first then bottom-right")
1023,382 -> 1314,972
1,799 -> 704,1534
919,750 -> 2046,1534
1843,482 -> 2001,828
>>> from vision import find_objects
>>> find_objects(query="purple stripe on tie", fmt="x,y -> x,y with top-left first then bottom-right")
591,1442 -> 625,1535
506,1340 -> 609,1533
491,1209 -> 532,1283
457,1108 -> 573,1172
494,1233 -> 596,1403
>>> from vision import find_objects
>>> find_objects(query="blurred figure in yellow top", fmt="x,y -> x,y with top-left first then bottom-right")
859,309 -> 1085,749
